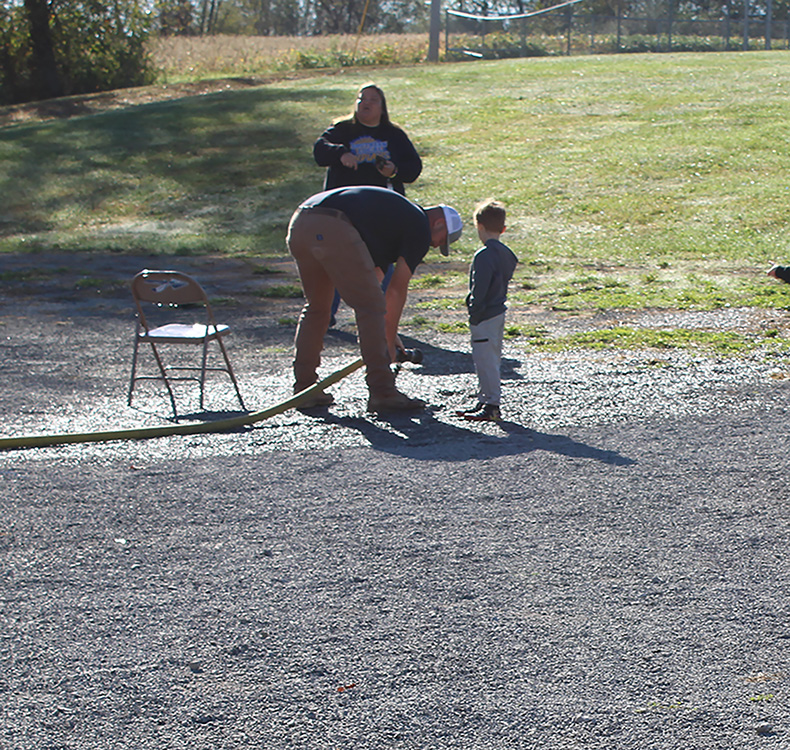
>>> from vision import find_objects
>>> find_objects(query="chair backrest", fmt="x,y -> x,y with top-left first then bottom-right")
131,269 -> 208,306
130,269 -> 220,331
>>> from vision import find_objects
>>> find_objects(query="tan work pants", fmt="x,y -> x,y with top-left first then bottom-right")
286,207 -> 396,397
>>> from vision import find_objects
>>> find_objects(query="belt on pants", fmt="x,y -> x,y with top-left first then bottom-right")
298,205 -> 353,226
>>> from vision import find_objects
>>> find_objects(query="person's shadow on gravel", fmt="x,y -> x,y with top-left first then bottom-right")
314,409 -> 635,466
397,335 -> 523,380
325,331 -> 523,380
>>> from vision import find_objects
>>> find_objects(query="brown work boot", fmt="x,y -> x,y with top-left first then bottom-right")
294,384 -> 334,409
367,391 -> 426,413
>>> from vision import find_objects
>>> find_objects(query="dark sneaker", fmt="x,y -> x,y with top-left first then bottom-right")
462,404 -> 501,422
367,391 -> 426,413
455,402 -> 484,416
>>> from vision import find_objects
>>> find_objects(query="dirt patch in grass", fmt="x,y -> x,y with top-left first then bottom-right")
0,249 -> 470,328
0,75 -> 301,128
2,249 -> 788,352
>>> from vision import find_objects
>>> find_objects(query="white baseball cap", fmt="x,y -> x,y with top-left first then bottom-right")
439,205 -> 463,256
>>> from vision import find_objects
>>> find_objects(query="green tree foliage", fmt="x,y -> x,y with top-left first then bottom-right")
155,0 -> 195,34
181,0 -> 427,34
0,0 -> 155,105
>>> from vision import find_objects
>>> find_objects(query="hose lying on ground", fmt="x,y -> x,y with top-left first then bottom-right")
0,358 -> 364,452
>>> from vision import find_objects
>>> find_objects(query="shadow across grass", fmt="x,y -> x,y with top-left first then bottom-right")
0,85 -> 345,254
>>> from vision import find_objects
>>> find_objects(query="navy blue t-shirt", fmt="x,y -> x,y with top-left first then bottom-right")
301,186 -> 431,273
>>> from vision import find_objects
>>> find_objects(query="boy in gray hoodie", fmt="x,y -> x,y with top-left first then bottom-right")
457,199 -> 519,422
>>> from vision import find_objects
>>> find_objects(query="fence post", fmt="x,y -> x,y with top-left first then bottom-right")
566,3 -> 573,55
667,0 -> 674,51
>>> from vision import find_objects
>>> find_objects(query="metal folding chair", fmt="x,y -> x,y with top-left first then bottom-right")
128,269 -> 246,416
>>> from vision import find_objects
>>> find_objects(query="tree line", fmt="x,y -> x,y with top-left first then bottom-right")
156,0 -> 429,36
2,0 -> 787,106
177,0 -> 787,36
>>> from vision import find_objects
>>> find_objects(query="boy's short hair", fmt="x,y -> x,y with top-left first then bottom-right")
473,199 -> 506,233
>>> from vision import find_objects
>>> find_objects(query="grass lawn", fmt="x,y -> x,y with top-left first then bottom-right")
2,50 -> 790,320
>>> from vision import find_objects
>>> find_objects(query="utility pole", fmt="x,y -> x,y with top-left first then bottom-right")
428,0 -> 441,62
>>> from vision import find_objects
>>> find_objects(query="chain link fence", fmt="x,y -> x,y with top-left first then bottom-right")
445,2 -> 789,59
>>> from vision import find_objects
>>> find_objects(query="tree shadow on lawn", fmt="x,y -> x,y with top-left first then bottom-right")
307,408 -> 635,466
1,85 -> 336,247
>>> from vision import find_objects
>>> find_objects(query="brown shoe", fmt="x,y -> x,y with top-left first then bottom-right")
367,391 -> 426,413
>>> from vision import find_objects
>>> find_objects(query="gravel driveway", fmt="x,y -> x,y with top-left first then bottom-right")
2,253 -> 790,749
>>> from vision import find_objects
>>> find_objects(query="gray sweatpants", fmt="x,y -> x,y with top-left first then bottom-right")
470,312 -> 505,406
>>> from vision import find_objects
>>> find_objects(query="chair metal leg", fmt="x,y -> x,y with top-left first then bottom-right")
128,333 -> 141,406
146,339 -> 179,417
199,338 -> 210,411
129,327 -> 244,416
216,335 -> 246,411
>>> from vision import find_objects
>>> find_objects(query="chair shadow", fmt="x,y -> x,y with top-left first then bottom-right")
311,407 -> 635,466
177,409 -> 249,422
129,405 -> 249,424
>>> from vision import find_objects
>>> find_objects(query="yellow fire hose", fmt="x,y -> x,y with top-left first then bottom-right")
0,357 -> 364,452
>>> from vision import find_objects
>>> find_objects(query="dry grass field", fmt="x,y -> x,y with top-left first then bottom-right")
148,33 -> 430,82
